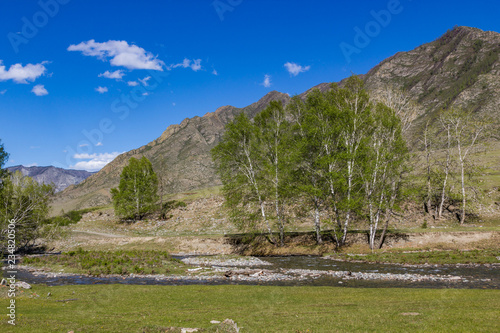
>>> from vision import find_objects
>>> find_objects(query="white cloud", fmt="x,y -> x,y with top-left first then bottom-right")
99,70 -> 125,80
71,152 -> 122,171
212,69 -> 218,76
284,62 -> 311,76
95,86 -> 108,93
138,76 -> 151,86
67,40 -> 164,70
168,58 -> 202,72
96,142 -> 103,146
0,60 -> 48,84
79,143 -> 89,147
31,84 -> 48,96
0,89 -> 6,95
262,74 -> 272,88
142,92 -> 150,96
127,81 -> 139,86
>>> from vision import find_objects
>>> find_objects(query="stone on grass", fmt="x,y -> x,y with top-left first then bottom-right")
214,319 -> 240,333
14,281 -> 32,289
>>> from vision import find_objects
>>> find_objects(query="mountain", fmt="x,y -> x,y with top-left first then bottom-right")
52,91 -> 291,211
7,165 -> 94,192
362,26 -> 500,138
53,26 -> 500,212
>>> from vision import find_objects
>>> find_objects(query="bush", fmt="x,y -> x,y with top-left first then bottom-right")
44,207 -> 101,226
159,200 -> 186,219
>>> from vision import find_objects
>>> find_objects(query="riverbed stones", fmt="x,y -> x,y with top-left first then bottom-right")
181,256 -> 272,267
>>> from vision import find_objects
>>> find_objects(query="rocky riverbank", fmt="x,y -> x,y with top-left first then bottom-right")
11,253 -> 495,286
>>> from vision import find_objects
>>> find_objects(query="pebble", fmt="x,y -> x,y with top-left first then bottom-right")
181,256 -> 272,267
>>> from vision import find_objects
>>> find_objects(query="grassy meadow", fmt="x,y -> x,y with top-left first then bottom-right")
1,284 -> 499,332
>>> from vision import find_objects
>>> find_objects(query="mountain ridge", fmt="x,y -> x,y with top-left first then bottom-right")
7,165 -> 94,192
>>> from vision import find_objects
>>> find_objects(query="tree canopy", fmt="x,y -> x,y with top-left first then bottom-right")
0,139 -> 9,183
212,76 -> 411,248
111,157 -> 159,220
0,171 -> 55,253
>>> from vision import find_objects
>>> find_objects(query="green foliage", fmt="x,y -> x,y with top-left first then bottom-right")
0,171 -> 55,253
213,76 -> 411,247
329,249 -> 499,265
253,100 -> 294,245
111,157 -> 159,220
23,249 -> 184,276
44,207 -> 102,226
212,113 -> 267,231
0,139 -> 8,182
159,200 -> 186,219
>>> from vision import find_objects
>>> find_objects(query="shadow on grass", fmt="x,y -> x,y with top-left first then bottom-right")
224,229 -> 410,256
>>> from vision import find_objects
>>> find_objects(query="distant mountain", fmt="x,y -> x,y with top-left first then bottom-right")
53,26 -> 500,211
7,165 -> 94,192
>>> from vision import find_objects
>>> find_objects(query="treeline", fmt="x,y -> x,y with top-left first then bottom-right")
212,75 -> 490,248
0,141 -> 55,253
419,108 -> 488,224
212,76 -> 416,249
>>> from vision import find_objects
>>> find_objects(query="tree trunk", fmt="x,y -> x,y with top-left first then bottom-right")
258,196 -> 275,243
438,125 -> 451,219
314,201 -> 322,244
378,217 -> 389,249
341,162 -> 353,245
424,123 -> 432,215
460,160 -> 466,224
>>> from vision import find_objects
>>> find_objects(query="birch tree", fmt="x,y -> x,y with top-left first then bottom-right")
422,121 -> 434,215
111,157 -> 159,220
288,90 -> 335,244
436,116 -> 454,219
254,101 -> 292,246
212,113 -> 275,241
361,103 -> 408,249
333,77 -> 373,245
446,108 -> 485,224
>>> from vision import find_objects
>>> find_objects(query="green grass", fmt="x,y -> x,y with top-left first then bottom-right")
1,284 -> 498,332
22,249 -> 189,276
327,249 -> 500,265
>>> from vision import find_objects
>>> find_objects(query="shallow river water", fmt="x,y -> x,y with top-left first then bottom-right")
11,255 -> 500,289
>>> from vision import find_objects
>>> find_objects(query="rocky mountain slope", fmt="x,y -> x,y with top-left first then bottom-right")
362,26 -> 500,137
53,26 -> 500,211
7,165 -> 94,192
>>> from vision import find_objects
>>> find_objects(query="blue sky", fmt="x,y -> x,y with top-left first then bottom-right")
1,0 -> 499,171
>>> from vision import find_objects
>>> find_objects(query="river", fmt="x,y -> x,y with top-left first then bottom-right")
10,255 -> 499,289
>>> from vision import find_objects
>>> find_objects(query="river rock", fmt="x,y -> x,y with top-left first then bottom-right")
216,319 -> 240,333
180,328 -> 199,333
14,281 -> 32,289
